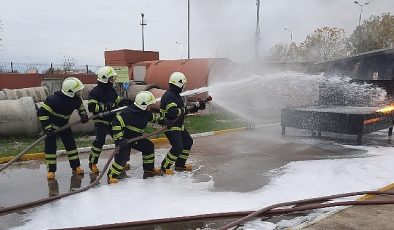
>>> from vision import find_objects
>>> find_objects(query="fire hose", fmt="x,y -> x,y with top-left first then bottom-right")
0,106 -> 128,173
0,125 -> 167,216
0,95 -> 213,216
54,190 -> 394,230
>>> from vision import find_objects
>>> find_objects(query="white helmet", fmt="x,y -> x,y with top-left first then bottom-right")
169,72 -> 187,89
134,91 -> 156,110
61,77 -> 84,97
97,66 -> 117,83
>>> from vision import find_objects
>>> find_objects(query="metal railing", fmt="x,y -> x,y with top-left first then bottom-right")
0,62 -> 101,74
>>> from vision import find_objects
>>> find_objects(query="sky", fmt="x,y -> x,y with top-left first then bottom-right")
9,144 -> 394,230
0,0 -> 393,65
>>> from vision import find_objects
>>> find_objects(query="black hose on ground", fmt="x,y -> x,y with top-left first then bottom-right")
0,126 -> 167,216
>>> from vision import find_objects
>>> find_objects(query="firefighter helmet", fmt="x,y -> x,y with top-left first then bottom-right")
134,91 -> 156,110
97,66 -> 117,83
61,77 -> 85,97
169,72 -> 187,89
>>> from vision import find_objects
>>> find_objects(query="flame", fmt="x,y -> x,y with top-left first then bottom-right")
377,105 -> 394,113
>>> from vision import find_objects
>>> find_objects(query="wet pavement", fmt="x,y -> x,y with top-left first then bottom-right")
0,123 -> 393,229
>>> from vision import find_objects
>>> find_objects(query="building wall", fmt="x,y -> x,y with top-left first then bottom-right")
0,73 -> 97,89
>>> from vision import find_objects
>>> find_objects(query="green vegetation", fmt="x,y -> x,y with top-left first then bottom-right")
0,114 -> 245,158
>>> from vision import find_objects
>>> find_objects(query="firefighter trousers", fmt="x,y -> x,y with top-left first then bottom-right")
45,128 -> 81,172
89,122 -> 112,164
109,138 -> 155,178
161,129 -> 193,170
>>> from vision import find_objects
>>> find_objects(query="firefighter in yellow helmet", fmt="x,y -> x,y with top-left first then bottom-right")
37,77 -> 89,180
87,66 -> 132,174
107,91 -> 162,184
159,72 -> 206,175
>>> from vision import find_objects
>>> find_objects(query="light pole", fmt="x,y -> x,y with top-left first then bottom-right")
284,28 -> 293,43
140,13 -> 147,51
255,0 -> 261,59
354,1 -> 369,26
176,42 -> 183,59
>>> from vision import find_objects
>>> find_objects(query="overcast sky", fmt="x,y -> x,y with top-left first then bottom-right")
0,0 -> 393,65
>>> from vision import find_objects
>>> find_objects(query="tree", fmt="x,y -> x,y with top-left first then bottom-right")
269,42 -> 303,62
349,13 -> 394,54
300,27 -> 349,62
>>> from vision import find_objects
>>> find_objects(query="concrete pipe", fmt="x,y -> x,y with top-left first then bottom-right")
0,87 -> 49,103
0,97 -> 40,136
80,84 -> 97,100
0,98 -> 95,137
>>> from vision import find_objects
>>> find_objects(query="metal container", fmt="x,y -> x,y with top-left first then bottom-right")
281,106 -> 394,144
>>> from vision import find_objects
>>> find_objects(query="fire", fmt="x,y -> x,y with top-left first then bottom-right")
377,105 -> 394,113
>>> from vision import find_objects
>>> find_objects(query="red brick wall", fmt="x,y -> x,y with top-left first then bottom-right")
0,74 -> 41,89
0,73 -> 97,89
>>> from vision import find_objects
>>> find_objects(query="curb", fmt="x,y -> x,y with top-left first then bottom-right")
0,127 -> 247,164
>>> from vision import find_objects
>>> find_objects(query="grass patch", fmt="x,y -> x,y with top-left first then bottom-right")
0,113 -> 245,157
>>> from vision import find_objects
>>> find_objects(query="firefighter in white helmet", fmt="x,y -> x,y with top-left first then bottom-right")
87,66 -> 132,174
159,72 -> 206,175
107,91 -> 162,184
37,77 -> 89,180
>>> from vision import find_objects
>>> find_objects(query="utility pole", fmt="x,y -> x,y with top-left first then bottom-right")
176,42 -> 183,59
187,0 -> 190,59
255,0 -> 261,59
140,13 -> 147,51
354,1 -> 369,26
284,28 -> 293,43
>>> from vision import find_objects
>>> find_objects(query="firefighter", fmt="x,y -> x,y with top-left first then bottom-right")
159,72 -> 206,175
87,66 -> 132,174
37,77 -> 89,180
107,91 -> 162,184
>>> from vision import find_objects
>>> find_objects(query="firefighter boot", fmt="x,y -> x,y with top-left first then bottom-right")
107,175 -> 119,184
72,166 -> 85,175
89,163 -> 99,174
47,172 -> 56,180
175,163 -> 193,172
143,168 -> 162,179
161,168 -> 174,175
123,163 -> 131,171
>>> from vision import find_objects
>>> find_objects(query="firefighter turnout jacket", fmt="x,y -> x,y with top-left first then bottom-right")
88,82 -> 121,125
159,84 -> 186,131
38,91 -> 87,130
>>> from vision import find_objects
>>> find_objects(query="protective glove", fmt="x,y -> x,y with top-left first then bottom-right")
45,127 -> 56,137
80,114 -> 89,124
116,138 -> 128,150
198,99 -> 206,110
103,103 -> 113,112
187,103 -> 199,113
118,99 -> 133,107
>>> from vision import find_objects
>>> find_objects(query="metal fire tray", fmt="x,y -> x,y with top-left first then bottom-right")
281,106 -> 394,144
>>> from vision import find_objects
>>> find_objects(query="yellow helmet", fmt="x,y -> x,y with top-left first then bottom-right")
134,91 -> 156,110
97,66 -> 117,83
61,77 -> 84,97
169,72 -> 187,89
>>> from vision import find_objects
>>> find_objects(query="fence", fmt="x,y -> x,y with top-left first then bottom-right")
0,62 -> 101,75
